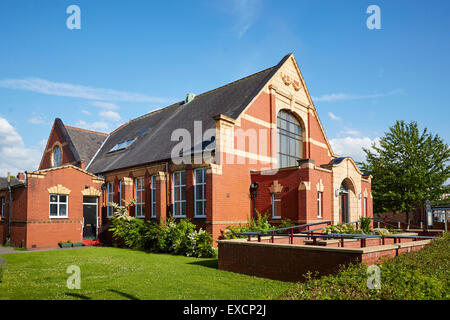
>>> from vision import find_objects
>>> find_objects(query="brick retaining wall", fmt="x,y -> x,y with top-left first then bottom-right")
217,239 -> 431,282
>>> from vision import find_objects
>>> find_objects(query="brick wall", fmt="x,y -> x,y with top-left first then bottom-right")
218,239 -> 431,282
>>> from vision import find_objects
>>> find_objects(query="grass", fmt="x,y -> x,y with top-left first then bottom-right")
281,232 -> 450,300
0,247 -> 292,300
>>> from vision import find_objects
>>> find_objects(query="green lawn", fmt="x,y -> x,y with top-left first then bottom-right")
0,247 -> 292,300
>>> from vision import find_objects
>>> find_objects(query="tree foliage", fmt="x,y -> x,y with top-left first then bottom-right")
359,121 -> 450,217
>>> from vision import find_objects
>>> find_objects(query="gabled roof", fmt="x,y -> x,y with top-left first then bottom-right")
64,125 -> 108,164
87,54 -> 292,174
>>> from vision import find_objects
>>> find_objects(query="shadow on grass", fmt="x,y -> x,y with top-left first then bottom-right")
187,259 -> 218,269
64,292 -> 92,300
108,289 -> 140,300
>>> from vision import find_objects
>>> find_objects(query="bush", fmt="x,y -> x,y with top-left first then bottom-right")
359,217 -> 372,234
276,218 -> 296,234
280,233 -> 450,300
108,202 -> 216,258
323,223 -> 362,235
223,211 -> 274,239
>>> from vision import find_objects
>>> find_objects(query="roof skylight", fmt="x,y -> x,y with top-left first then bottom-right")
108,138 -> 136,153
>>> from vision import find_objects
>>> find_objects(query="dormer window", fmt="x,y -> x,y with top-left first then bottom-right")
52,146 -> 61,167
108,138 -> 136,153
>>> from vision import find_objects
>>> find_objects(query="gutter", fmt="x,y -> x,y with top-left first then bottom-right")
7,173 -> 12,241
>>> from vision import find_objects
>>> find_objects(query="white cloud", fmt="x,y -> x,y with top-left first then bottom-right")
27,116 -> 47,125
0,117 -> 42,176
313,90 -> 403,102
91,101 -> 119,110
330,136 -> 380,163
81,110 -> 91,115
75,120 -> 110,132
0,77 -> 173,104
221,0 -> 262,38
99,110 -> 121,122
328,112 -> 341,121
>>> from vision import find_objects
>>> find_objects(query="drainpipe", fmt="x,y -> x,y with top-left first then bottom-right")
6,172 -> 12,242
165,162 -> 169,219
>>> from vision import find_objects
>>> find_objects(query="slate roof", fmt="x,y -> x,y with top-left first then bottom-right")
64,126 -> 107,164
0,177 -> 25,191
87,54 -> 292,174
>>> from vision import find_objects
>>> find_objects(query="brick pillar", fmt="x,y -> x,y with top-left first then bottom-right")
297,181 -> 311,223
121,177 -> 134,216
156,172 -> 167,223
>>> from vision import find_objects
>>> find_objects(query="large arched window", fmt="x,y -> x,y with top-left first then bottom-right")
52,146 -> 61,167
277,110 -> 302,168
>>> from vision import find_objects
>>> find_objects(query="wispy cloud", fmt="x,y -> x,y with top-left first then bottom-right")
81,110 -> 91,116
330,136 -> 380,163
91,101 -> 119,110
75,120 -> 110,132
313,89 -> 403,102
328,112 -> 341,121
99,110 -> 121,122
225,0 -> 262,38
0,77 -> 173,104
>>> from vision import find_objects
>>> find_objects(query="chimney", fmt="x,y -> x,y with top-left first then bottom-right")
185,93 -> 196,104
17,172 -> 25,181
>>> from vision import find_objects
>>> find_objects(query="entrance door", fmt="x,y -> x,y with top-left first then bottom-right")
83,196 -> 98,239
339,181 -> 349,223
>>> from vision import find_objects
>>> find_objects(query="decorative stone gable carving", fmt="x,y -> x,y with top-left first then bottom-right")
269,180 -> 283,194
122,177 -> 133,186
48,184 -> 71,195
363,189 -> 368,198
316,179 -> 324,192
280,72 -> 301,91
81,187 -> 101,197
298,181 -> 311,191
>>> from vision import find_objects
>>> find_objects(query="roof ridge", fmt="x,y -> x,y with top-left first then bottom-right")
65,125 -> 108,136
111,64 -> 278,131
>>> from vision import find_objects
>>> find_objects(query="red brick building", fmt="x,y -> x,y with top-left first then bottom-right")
0,53 -> 372,249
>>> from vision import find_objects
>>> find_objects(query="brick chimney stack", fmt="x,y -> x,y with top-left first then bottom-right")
17,172 -> 25,181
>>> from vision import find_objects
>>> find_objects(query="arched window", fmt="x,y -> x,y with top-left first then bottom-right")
52,146 -> 61,167
277,110 -> 302,168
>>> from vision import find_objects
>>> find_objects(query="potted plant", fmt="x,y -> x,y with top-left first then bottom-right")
58,240 -> 72,248
72,242 -> 83,247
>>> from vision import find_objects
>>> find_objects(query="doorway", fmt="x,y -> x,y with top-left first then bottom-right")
83,196 -> 98,239
339,182 -> 349,223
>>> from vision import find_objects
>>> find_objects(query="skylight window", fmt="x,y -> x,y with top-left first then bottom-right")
108,138 -> 136,153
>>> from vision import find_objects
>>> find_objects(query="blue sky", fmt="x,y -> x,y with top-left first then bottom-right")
0,0 -> 449,175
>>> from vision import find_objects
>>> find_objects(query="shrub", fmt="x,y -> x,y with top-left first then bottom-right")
276,218 -> 296,234
223,210 -> 274,239
280,233 -> 450,300
108,208 -> 216,258
323,223 -> 361,235
359,217 -> 372,234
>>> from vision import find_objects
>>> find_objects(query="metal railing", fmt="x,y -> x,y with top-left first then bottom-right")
233,219 -> 437,248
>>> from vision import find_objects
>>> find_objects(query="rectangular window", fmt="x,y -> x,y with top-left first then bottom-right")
49,194 -> 68,218
119,180 -> 122,206
317,192 -> 323,218
151,175 -> 156,218
107,182 -> 114,217
272,193 -> 281,219
172,171 -> 186,217
194,168 -> 206,217
135,177 -> 145,218
1,197 -> 5,219
364,197 -> 368,217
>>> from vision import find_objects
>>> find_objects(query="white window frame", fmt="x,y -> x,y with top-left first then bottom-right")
151,175 -> 156,218
135,177 -> 145,218
317,191 -> 323,218
272,193 -> 281,219
172,171 -> 186,218
49,194 -> 68,218
106,182 -> 114,217
1,197 -> 5,219
194,168 -> 207,218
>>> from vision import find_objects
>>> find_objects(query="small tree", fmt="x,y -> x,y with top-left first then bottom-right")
360,120 -> 450,227
108,199 -> 136,221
